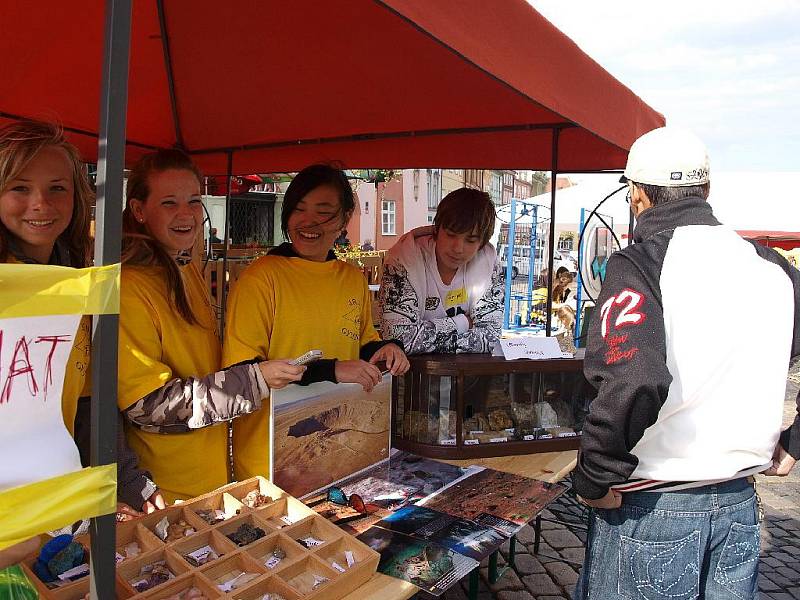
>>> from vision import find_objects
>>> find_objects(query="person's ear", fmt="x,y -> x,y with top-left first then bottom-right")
629,185 -> 652,218
129,199 -> 146,224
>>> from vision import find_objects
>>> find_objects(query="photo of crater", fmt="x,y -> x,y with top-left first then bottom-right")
271,375 -> 391,497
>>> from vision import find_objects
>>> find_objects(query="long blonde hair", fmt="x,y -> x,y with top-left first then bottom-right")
122,149 -> 203,325
0,120 -> 93,266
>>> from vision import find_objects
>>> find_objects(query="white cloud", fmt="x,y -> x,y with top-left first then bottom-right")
528,0 -> 800,170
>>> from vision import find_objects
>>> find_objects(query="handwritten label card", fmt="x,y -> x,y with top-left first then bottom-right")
0,314 -> 82,490
499,336 -> 562,361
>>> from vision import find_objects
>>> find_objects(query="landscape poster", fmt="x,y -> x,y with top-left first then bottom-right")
358,526 -> 478,596
305,449 -> 480,534
338,450 -> 475,504
419,468 -> 567,536
305,450 -> 474,535
376,505 -> 506,561
270,374 -> 391,498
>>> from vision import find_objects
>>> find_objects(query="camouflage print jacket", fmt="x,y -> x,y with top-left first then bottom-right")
124,363 -> 270,434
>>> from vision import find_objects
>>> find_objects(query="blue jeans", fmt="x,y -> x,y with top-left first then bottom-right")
575,478 -> 760,600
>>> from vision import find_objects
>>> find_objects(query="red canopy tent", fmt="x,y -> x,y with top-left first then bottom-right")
0,3 -> 664,594
738,231 -> 800,251
0,0 -> 663,175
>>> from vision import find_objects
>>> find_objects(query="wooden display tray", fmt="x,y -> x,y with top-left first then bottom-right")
21,477 -> 380,600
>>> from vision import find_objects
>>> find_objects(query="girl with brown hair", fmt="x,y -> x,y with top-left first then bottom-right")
118,149 -> 304,502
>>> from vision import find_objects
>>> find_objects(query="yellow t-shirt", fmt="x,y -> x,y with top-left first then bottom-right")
222,255 -> 381,480
118,262 -> 229,502
5,256 -> 89,435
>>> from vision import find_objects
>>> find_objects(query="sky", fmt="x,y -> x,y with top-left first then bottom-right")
529,1 -> 800,171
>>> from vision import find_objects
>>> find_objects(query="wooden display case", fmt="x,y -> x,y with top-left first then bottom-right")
21,477 -> 380,600
392,353 -> 593,459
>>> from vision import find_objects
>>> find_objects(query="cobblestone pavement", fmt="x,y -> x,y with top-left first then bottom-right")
423,369 -> 800,600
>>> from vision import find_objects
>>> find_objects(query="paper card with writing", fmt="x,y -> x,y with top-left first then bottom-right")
0,314 -> 83,490
499,336 -> 562,360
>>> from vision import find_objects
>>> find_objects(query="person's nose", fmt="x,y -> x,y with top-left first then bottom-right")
29,187 -> 49,210
177,202 -> 195,219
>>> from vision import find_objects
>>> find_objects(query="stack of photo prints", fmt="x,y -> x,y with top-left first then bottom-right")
303,450 -> 566,595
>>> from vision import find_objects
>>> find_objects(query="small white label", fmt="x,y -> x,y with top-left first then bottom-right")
469,430 -> 484,435
464,439 -> 479,445
440,438 -> 456,446
523,434 -> 535,441
504,428 -> 516,434
557,431 -> 578,438
280,515 -> 294,525
58,563 -> 89,581
300,536 -> 324,547
344,550 -> 355,567
264,555 -> 282,569
489,437 -> 508,443
331,561 -> 346,573
539,434 -> 553,439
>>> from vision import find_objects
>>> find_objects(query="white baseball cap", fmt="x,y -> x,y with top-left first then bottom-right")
621,127 -> 710,187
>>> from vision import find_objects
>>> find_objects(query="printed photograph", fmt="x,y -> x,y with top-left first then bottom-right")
377,505 -> 506,560
420,468 -> 567,535
271,375 -> 391,497
358,526 -> 478,595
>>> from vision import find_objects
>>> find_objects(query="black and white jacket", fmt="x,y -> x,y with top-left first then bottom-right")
573,197 -> 800,500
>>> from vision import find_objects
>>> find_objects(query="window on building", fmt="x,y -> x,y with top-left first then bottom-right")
558,234 -> 574,251
465,170 -> 483,189
489,172 -> 502,205
382,200 -> 396,235
413,169 -> 420,202
503,172 -> 513,187
427,169 -> 441,210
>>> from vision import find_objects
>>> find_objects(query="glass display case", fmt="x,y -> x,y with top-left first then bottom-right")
391,352 -> 592,458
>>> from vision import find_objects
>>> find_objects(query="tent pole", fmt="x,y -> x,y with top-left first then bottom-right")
503,197 -> 516,329
220,151 -> 234,337
156,0 -> 185,149
545,128 -> 560,336
90,0 -> 131,597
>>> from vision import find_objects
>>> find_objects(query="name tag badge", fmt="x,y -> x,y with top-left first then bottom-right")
444,287 -> 467,309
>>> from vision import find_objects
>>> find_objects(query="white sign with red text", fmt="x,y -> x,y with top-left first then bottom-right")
0,314 -> 83,490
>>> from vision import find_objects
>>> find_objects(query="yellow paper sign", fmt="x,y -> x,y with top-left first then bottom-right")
0,263 -> 120,549
0,465 -> 117,550
444,287 -> 467,309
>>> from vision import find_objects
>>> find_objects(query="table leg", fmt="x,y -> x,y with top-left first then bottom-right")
488,550 -> 499,584
533,514 -> 542,554
508,535 -> 517,568
468,568 -> 479,600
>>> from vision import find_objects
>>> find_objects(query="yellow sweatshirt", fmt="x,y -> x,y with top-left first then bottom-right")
223,253 -> 380,480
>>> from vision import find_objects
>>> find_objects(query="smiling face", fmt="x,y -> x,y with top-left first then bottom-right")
129,168 -> 203,257
434,226 -> 482,281
286,184 -> 348,261
0,145 -> 75,263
